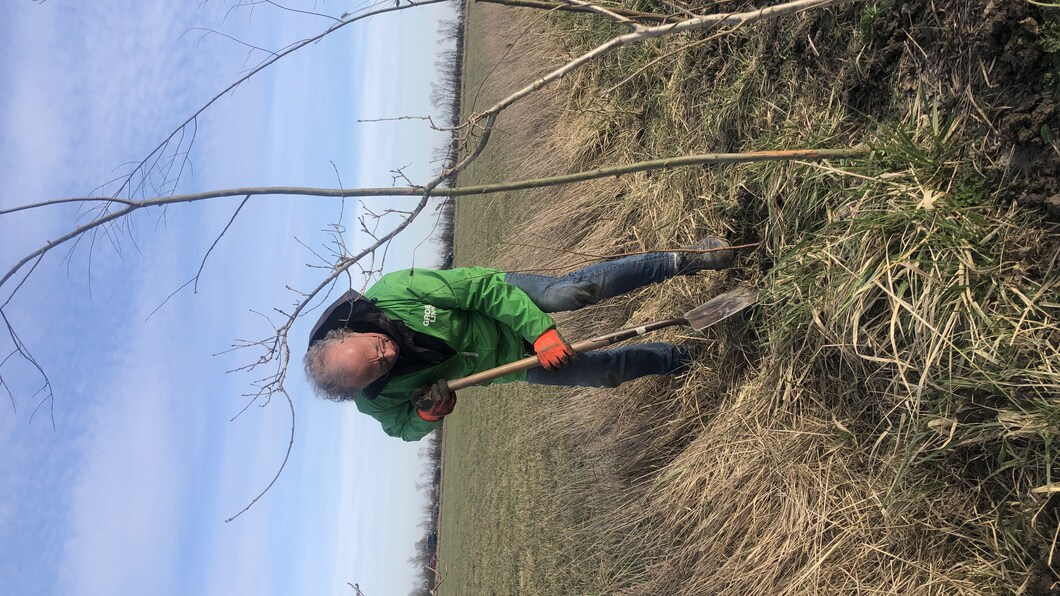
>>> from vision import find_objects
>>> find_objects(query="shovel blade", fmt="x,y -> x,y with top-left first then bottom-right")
683,285 -> 759,331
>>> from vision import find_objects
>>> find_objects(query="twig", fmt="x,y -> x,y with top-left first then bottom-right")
146,195 -> 252,321
477,0 -> 855,119
227,0 -> 342,23
657,0 -> 699,18
224,388 -> 295,522
604,16 -> 747,94
476,0 -> 682,24
109,0 -> 446,203
557,0 -> 638,28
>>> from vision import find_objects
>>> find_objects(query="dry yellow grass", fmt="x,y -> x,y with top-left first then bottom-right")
444,1 -> 1060,594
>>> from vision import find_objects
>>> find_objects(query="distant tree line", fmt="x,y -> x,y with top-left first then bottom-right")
410,7 -> 463,591
408,429 -> 444,596
434,198 -> 456,269
430,0 -> 466,190
426,0 -> 463,271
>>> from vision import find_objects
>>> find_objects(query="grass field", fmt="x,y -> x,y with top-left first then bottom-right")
437,4 -> 597,594
439,1 -> 1059,594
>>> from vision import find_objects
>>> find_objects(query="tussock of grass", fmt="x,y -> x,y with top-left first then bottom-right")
447,1 -> 1060,594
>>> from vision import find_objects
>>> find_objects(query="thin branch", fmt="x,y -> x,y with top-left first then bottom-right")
477,0 -> 682,24
557,0 -> 638,28
1,197 -> 138,215
657,0 -> 700,18
3,147 -> 863,295
224,387 -> 295,522
194,195 -> 251,293
466,8 -> 557,118
110,0 -> 446,201
0,348 -> 18,412
2,254 -> 46,310
357,114 -> 465,133
1,377 -> 14,413
228,0 -> 342,23
146,195 -> 252,321
475,0 -> 856,119
185,27 -> 280,59
604,14 -> 748,94
1,309 -> 53,429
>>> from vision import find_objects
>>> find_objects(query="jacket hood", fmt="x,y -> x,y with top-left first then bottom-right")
307,289 -> 391,349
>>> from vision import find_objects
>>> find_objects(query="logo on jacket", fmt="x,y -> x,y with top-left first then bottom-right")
423,305 -> 437,326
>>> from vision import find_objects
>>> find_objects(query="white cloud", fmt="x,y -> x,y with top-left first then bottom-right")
326,408 -> 369,589
53,212 -> 200,595
56,375 -> 186,595
0,414 -> 22,533
0,10 -> 84,264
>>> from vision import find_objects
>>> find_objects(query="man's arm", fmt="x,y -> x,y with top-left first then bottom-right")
382,267 -> 557,342
353,393 -> 441,442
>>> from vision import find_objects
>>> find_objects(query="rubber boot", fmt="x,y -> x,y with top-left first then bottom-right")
676,236 -> 734,273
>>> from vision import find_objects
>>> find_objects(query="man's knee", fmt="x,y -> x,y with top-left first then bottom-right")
543,280 -> 601,311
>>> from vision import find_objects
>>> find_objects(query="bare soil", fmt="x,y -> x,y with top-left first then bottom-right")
851,0 -> 1059,216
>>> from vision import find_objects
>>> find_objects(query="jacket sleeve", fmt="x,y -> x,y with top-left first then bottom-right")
398,267 -> 556,343
354,393 -> 440,442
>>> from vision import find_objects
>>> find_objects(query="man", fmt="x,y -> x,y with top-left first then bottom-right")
304,237 -> 733,441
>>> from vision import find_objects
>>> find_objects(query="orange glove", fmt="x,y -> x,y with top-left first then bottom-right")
412,380 -> 456,421
533,328 -> 575,371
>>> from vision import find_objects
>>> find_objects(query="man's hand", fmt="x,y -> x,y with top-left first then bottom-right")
533,328 -> 575,371
412,379 -> 456,421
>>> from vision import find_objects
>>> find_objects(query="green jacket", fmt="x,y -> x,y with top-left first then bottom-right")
355,267 -> 555,441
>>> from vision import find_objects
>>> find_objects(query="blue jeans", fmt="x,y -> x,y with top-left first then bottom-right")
505,252 -> 688,387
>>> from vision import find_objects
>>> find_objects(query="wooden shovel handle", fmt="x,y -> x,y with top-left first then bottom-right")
447,318 -> 686,391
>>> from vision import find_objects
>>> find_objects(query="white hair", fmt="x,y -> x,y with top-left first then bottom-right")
304,328 -> 363,401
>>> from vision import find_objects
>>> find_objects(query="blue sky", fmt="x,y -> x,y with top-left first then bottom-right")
0,1 -> 455,594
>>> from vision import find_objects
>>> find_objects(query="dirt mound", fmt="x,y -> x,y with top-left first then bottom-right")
847,0 -> 1059,216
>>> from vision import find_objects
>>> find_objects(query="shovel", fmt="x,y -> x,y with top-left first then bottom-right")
448,285 -> 759,391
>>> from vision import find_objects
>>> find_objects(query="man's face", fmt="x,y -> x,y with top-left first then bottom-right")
323,332 -> 400,390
